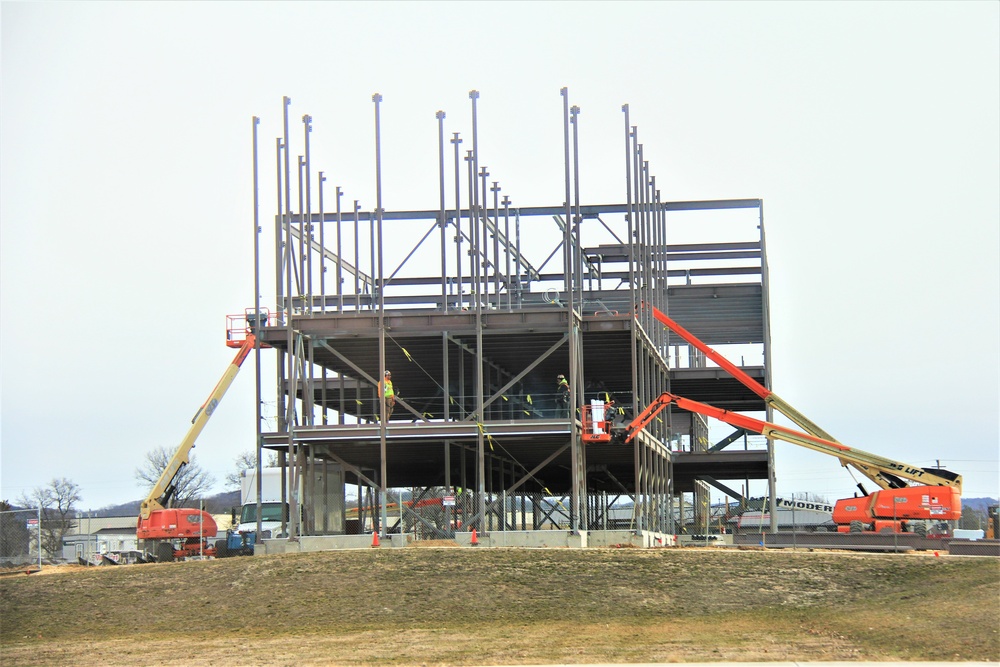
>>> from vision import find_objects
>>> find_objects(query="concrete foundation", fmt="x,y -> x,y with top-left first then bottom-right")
258,529 -> 677,554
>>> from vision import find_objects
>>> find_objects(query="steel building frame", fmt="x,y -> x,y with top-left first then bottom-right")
247,91 -> 774,542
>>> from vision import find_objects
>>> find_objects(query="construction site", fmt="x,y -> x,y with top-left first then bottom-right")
149,88 -> 970,557
220,90 -> 773,551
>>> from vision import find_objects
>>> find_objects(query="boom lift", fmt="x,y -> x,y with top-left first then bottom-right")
583,391 -> 961,533
582,304 -> 962,534
136,332 -> 257,562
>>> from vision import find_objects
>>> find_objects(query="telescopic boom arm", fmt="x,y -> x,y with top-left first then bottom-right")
643,302 -> 836,441
642,302 -> 961,491
620,392 -> 961,492
642,303 -> 940,491
138,334 -> 257,520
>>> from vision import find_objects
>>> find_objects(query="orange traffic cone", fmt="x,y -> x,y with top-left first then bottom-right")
470,528 -> 478,546
371,531 -> 380,548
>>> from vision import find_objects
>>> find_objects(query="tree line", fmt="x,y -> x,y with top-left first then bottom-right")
2,448 -> 270,560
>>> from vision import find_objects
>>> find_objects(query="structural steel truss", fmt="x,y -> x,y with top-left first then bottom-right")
247,91 -> 773,539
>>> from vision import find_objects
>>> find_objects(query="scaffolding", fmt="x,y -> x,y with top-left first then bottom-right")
246,90 -> 774,544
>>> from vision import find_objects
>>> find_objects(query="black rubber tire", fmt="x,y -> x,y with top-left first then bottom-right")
914,523 -> 928,537
215,540 -> 229,558
849,520 -> 864,533
156,542 -> 174,563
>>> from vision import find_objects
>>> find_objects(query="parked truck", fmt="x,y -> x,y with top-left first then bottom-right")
215,466 -> 292,557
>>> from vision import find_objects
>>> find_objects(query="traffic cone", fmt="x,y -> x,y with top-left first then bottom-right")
371,531 -> 380,548
470,528 -> 478,546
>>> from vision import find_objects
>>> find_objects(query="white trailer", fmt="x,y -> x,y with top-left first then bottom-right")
233,464 -> 346,543
236,467 -> 293,539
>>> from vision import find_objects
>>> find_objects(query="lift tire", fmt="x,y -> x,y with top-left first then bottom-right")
914,523 -> 928,537
215,540 -> 229,558
156,543 -> 175,563
849,520 -> 864,534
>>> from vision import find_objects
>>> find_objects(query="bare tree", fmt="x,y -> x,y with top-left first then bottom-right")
224,450 -> 278,490
16,478 -> 81,560
135,446 -> 215,508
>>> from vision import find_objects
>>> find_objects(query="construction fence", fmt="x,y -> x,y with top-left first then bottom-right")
0,508 -> 43,571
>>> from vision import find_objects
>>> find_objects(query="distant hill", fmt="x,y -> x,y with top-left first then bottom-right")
963,497 -> 999,513
90,490 -> 241,518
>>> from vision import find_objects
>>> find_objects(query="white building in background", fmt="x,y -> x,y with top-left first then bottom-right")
61,516 -> 138,562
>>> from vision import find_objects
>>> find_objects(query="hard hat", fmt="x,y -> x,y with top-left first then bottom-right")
557,374 -> 565,379
385,370 -> 391,376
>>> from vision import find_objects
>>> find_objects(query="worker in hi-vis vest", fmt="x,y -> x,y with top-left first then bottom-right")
378,370 -> 395,420
556,374 -> 570,417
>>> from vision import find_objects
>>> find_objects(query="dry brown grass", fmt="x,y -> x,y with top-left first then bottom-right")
1,547 -> 997,666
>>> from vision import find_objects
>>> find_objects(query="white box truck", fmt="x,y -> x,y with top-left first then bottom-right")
215,467 -> 291,556
217,464 -> 345,556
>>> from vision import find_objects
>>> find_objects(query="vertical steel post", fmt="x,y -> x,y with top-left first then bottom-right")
298,150 -> 315,429
491,180 -> 500,305
437,110 -> 448,312
369,205 -> 376,309
335,186 -> 343,313
760,199 -> 777,534
318,170 -> 326,311
650,176 -> 660,340
502,195 -> 511,311
622,117 -> 643,532
469,89 -> 485,531
437,114 -> 451,430
451,132 -> 463,307
561,89 -> 572,298
297,155 -> 306,301
303,115 -> 313,312
515,209 -> 522,307
465,150 -> 475,302
274,137 -> 285,431
282,97 -> 295,539
373,92 -> 388,539
316,170 -> 326,429
252,116 -> 264,542
570,102 -> 587,530
560,87 -> 579,533
479,166 -> 489,302
353,201 -> 361,311
570,105 -> 583,308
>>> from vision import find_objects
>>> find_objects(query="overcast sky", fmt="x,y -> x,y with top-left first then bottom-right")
2,2 -> 997,511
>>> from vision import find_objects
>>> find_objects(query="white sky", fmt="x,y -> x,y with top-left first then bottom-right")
2,1 -> 997,511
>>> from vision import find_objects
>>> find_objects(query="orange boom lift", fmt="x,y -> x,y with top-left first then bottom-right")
581,304 -> 962,535
136,328 -> 258,562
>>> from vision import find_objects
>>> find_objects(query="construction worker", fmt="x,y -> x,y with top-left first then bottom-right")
378,370 -> 395,420
555,374 -> 570,417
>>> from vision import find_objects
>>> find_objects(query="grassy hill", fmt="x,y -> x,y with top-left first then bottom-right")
1,547 -> 997,666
